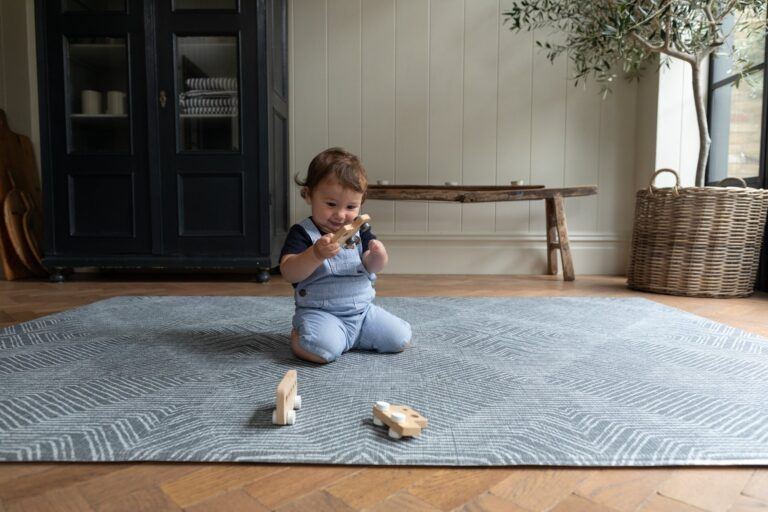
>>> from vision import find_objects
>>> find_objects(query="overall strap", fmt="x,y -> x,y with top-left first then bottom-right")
299,217 -> 323,243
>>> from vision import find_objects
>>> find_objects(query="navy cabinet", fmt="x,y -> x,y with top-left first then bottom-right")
35,0 -> 288,282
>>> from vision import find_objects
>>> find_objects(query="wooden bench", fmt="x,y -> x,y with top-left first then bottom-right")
366,184 -> 598,281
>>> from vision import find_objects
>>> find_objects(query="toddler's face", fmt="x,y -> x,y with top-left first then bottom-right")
305,176 -> 364,234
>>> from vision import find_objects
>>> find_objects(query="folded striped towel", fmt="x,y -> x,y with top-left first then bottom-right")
180,97 -> 239,108
185,77 -> 238,91
180,90 -> 239,99
180,106 -> 238,115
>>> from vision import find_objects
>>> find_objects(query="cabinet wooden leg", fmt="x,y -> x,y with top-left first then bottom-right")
49,267 -> 70,283
254,268 -> 271,283
545,198 -> 558,275
552,194 -> 575,281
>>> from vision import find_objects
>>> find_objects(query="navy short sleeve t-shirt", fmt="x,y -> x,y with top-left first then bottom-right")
279,216 -> 377,263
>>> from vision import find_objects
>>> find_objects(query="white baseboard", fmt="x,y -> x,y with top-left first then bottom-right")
375,232 -> 631,275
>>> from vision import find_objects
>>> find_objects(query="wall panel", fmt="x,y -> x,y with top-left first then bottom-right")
289,0 -> 651,274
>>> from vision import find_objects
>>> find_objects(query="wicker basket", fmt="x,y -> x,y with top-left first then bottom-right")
627,169 -> 768,298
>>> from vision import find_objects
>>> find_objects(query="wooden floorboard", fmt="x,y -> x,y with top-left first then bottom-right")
1,273 -> 767,511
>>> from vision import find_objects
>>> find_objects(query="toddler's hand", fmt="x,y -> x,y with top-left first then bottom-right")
313,234 -> 341,260
364,239 -> 388,273
368,239 -> 387,259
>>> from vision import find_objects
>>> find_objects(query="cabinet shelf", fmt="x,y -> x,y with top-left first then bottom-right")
69,43 -> 126,50
177,42 -> 237,48
71,114 -> 128,118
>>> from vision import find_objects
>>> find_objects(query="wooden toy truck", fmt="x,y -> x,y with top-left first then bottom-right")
272,370 -> 302,425
331,214 -> 371,248
372,401 -> 428,439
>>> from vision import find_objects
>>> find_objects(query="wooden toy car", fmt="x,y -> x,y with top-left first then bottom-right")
272,370 -> 301,425
371,401 -> 428,439
331,214 -> 371,249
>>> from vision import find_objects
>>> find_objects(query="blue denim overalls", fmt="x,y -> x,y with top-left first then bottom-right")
291,217 -> 412,362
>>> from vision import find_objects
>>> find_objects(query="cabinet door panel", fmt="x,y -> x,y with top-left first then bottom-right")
68,171 -> 135,237
155,1 -> 263,256
42,0 -> 151,256
52,156 -> 150,254
271,0 -> 287,100
267,0 -> 289,263
178,171 -> 244,236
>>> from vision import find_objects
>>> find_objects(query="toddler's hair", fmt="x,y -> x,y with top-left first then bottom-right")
295,147 -> 368,200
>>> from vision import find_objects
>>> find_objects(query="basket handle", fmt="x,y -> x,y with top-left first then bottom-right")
648,168 -> 680,197
715,176 -> 747,188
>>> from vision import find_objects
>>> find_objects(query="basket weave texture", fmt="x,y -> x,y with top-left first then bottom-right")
627,169 -> 768,298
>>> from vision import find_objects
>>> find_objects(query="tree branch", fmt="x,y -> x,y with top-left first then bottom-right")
631,31 -> 696,64
627,2 -> 675,32
705,1 -> 716,26
715,0 -> 740,22
663,46 -> 697,64
631,31 -> 664,52
704,0 -> 731,46
663,13 -> 672,51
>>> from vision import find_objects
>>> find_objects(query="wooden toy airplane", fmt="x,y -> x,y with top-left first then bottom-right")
372,401 -> 428,439
272,370 -> 302,425
331,214 -> 371,249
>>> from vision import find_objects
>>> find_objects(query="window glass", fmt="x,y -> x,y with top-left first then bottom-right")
712,13 -> 766,83
709,70 -> 763,182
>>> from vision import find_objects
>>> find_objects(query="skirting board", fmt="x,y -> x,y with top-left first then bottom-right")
377,232 -> 630,275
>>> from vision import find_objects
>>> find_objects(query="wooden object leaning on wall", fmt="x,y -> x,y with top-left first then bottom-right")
0,109 -> 47,280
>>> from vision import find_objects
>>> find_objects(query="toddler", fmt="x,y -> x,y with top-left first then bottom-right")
280,147 -> 412,363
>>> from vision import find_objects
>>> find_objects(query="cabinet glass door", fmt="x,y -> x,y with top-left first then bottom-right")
65,36 -> 130,152
175,35 -> 240,151
43,0 -> 152,257
156,1 -> 260,257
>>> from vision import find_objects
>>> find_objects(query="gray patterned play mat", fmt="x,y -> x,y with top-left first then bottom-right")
2,296 -> 768,466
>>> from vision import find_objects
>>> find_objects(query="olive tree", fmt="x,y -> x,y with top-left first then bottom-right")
503,0 -> 767,186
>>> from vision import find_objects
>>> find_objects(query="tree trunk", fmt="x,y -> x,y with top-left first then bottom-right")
691,61 -> 712,186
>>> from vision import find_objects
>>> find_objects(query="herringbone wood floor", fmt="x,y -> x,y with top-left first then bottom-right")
1,273 -> 767,512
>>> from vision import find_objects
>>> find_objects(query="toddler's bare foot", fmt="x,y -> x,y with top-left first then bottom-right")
291,329 -> 329,364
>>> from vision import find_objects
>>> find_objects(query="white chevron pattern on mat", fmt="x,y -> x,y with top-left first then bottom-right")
1,296 -> 767,465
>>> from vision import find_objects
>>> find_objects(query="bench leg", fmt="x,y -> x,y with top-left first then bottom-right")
552,194 -> 575,281
545,198 -> 558,275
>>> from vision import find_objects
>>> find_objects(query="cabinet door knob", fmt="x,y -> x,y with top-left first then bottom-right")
159,90 -> 167,108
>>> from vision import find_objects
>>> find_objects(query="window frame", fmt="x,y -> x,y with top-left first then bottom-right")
705,31 -> 768,189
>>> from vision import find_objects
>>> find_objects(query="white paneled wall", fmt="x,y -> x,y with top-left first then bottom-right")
0,5 -> 5,111
290,0 -> 641,275
0,0 -> 700,278
394,0 -> 428,233
655,57 -> 705,188
0,0 -> 37,146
